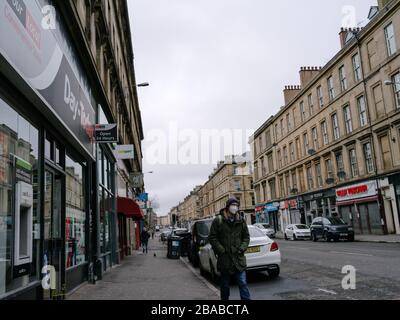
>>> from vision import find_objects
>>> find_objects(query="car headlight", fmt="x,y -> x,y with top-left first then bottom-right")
348,227 -> 353,231
330,227 -> 337,231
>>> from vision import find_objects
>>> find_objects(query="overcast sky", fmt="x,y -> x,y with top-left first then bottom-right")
128,0 -> 375,216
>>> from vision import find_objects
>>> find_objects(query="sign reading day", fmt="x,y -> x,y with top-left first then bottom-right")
0,0 -> 95,154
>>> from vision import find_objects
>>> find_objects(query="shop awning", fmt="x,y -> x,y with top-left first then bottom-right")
117,197 -> 144,220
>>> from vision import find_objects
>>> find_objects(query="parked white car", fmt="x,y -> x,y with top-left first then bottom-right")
198,225 -> 281,283
284,224 -> 311,241
253,223 -> 276,238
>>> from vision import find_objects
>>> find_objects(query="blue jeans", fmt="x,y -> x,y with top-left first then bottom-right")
220,271 -> 251,301
142,241 -> 148,253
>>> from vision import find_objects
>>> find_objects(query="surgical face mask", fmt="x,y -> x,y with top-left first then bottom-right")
229,205 -> 239,215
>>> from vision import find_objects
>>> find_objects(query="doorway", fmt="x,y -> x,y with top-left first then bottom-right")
43,168 -> 65,299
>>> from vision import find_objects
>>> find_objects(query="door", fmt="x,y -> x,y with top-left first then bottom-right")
358,204 -> 371,235
368,203 -> 383,235
43,169 -> 65,299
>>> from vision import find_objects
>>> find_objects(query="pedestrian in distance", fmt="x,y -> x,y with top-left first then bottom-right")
208,197 -> 251,301
151,228 -> 155,240
141,227 -> 151,254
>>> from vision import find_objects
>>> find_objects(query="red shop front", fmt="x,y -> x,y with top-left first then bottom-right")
117,197 -> 145,260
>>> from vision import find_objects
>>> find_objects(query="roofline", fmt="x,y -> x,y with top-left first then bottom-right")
256,0 -> 400,133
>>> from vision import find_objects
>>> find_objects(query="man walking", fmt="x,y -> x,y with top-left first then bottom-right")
141,227 -> 150,254
209,197 -> 251,301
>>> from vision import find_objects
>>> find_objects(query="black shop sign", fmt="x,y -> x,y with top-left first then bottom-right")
95,124 -> 118,143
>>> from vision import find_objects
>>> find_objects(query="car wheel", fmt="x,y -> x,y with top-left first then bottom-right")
284,233 -> 288,240
323,231 -> 330,242
347,235 -> 355,242
312,232 -> 318,242
268,267 -> 280,279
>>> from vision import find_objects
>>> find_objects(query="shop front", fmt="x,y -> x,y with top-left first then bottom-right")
116,197 -> 144,260
255,205 -> 264,223
336,181 -> 385,235
0,0 -> 99,299
286,198 -> 301,226
265,203 -> 280,232
279,201 -> 289,232
385,175 -> 400,235
302,190 -> 336,225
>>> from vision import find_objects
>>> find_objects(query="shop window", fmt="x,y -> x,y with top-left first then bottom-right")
0,97 -> 39,296
98,145 -> 114,260
65,155 -> 86,269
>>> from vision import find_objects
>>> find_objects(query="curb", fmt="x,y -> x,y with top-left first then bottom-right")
275,235 -> 400,244
180,257 -> 221,299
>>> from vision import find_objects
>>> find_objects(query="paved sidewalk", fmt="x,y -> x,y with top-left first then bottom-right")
68,237 -> 219,300
275,231 -> 400,243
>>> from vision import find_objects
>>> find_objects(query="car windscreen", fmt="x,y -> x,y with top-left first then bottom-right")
326,217 -> 346,225
295,225 -> 309,229
249,227 -> 266,238
197,221 -> 212,237
261,224 -> 271,229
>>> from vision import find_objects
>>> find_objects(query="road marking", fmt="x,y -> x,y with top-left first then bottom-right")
317,288 -> 337,295
330,251 -> 373,257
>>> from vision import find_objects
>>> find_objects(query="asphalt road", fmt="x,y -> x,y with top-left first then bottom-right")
214,239 -> 400,300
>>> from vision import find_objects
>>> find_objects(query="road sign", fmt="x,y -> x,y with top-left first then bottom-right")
95,124 -> 118,143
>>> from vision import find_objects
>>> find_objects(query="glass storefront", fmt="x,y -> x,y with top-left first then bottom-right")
65,156 -> 86,269
0,96 -> 39,296
98,147 -> 115,270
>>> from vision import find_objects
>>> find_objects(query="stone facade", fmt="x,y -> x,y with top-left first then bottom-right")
251,0 -> 400,235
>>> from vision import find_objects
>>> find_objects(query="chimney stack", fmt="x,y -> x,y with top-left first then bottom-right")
299,66 -> 322,88
283,85 -> 302,105
339,27 -> 363,48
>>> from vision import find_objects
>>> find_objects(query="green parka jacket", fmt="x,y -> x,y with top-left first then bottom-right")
208,212 -> 250,274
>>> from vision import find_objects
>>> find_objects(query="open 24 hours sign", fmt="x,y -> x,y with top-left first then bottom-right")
94,124 -> 118,143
